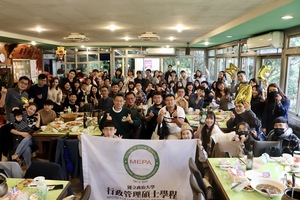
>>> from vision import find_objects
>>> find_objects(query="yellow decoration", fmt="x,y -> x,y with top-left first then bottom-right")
225,63 -> 239,79
21,96 -> 28,104
56,46 -> 66,62
234,84 -> 252,104
257,65 -> 271,81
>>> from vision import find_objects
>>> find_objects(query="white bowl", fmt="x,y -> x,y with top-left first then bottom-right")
290,163 -> 300,172
71,126 -> 79,132
41,126 -> 47,131
250,178 -> 286,198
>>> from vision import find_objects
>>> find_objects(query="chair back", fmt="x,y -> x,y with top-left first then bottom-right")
80,185 -> 91,200
212,141 -> 244,158
253,140 -> 281,157
188,158 -> 206,197
189,174 -> 206,200
24,160 -> 65,180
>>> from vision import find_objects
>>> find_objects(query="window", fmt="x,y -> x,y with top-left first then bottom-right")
208,49 -> 215,57
289,35 -> 300,48
286,56 -> 300,113
241,57 -> 255,80
162,57 -> 193,77
261,58 -> 281,85
208,58 -> 215,81
193,50 -> 205,73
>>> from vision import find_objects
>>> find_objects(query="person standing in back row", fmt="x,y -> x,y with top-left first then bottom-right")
28,74 -> 48,111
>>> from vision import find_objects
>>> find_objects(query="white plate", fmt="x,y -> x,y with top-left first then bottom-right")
245,170 -> 270,180
30,193 -> 38,200
250,178 -> 286,198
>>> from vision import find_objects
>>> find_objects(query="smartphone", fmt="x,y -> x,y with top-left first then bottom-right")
48,184 -> 64,190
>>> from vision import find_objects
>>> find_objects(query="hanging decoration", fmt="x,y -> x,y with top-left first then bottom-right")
56,46 -> 66,63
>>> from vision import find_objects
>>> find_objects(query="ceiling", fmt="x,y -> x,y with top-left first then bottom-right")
0,0 -> 299,49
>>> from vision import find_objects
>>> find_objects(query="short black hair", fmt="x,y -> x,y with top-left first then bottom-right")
100,85 -> 109,90
165,94 -> 175,99
69,69 -> 76,74
152,91 -> 162,98
12,109 -> 23,117
102,120 -> 116,129
146,69 -> 151,72
114,93 -> 124,99
197,86 -> 205,91
69,92 -> 77,97
125,91 -> 136,98
111,82 -> 119,87
19,76 -> 30,82
201,81 -> 209,86
92,69 -> 99,73
237,71 -> 246,75
44,99 -> 54,106
38,74 -> 48,80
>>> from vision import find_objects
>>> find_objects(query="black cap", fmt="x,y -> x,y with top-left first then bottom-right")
274,116 -> 288,124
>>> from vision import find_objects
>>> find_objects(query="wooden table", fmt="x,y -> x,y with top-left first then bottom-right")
34,129 -> 102,157
4,178 -> 70,200
207,158 -> 296,200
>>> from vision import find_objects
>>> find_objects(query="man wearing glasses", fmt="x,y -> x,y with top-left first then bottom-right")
3,76 -> 30,122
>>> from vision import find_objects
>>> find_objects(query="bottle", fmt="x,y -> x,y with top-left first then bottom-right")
246,145 -> 253,170
67,106 -> 71,113
83,112 -> 87,128
36,177 -> 47,200
199,110 -> 206,125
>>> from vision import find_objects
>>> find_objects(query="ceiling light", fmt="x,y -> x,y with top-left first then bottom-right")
281,15 -> 293,20
107,25 -> 117,31
81,45 -> 85,48
227,35 -> 232,38
31,41 -> 36,45
166,45 -> 170,48
169,37 -> 174,41
176,25 -> 184,32
204,42 -> 209,46
124,37 -> 130,41
35,27 -> 43,33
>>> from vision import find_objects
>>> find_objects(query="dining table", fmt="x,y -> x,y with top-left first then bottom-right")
2,178 -> 70,200
33,117 -> 102,157
207,157 -> 299,200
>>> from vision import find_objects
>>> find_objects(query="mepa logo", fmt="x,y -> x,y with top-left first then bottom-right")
124,145 -> 160,180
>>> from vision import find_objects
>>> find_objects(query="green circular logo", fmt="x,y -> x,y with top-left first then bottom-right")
123,144 -> 160,180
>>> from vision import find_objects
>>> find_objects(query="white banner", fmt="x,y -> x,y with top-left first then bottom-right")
81,135 -> 196,200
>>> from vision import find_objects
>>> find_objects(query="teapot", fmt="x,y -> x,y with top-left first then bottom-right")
282,188 -> 300,200
0,173 -> 8,197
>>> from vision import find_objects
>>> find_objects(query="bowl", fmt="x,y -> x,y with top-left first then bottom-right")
232,178 -> 249,192
290,163 -> 300,172
250,178 -> 286,198
71,126 -> 80,132
60,113 -> 78,122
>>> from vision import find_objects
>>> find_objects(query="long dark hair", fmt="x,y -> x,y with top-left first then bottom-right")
201,111 -> 216,149
266,83 -> 287,104
90,85 -> 101,99
215,81 -> 231,99
49,77 -> 60,90
115,68 -> 123,79
252,85 -> 264,102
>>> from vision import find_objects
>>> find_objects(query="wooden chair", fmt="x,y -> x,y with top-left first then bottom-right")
80,185 -> 91,200
188,158 -> 213,200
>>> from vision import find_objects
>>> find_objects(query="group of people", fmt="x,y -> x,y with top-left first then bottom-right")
0,64 -> 298,169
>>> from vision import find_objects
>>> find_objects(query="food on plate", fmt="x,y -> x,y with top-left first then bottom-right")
243,184 -> 254,191
215,115 -> 224,122
256,184 -> 281,195
43,126 -> 54,132
65,121 -> 83,127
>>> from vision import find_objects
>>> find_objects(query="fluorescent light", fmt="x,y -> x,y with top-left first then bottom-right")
107,25 -> 117,31
81,45 -> 85,48
281,15 -> 293,20
227,35 -> 232,38
176,25 -> 184,32
204,42 -> 209,46
35,27 -> 43,33
169,36 -> 174,41
166,45 -> 170,48
124,37 -> 130,41
31,41 -> 36,45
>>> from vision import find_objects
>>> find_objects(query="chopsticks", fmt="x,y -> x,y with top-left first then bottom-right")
238,157 -> 247,165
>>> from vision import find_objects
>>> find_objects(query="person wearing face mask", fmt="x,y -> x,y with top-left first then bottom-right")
234,122 -> 255,155
267,117 -> 300,154
262,83 -> 290,136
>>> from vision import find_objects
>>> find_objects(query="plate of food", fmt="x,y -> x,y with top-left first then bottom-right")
250,178 -> 286,198
215,115 -> 225,122
243,184 -> 254,192
65,121 -> 83,127
245,170 -> 270,180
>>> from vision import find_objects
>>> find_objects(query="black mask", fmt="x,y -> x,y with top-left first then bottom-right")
237,130 -> 248,136
274,128 -> 285,136
268,91 -> 278,99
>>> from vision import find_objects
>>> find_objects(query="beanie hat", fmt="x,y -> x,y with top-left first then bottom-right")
274,116 -> 288,124
181,122 -> 193,133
